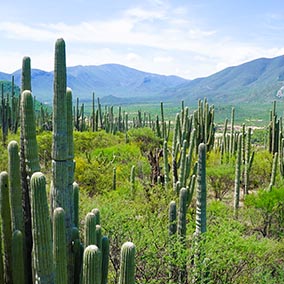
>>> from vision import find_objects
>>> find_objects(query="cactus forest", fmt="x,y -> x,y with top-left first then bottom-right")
0,38 -> 284,284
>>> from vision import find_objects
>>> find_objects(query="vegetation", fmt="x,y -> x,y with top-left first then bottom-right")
1,38 -> 284,283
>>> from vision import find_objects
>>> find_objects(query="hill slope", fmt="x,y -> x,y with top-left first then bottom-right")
0,56 -> 284,105
1,64 -> 188,104
163,55 -> 284,104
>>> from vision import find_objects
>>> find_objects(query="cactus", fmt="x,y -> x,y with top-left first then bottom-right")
178,140 -> 188,189
168,201 -> 177,282
187,174 -> 196,206
84,212 -> 97,247
0,171 -> 13,284
113,167 -> 117,190
178,188 -> 188,284
163,140 -> 169,189
268,152 -> 278,191
119,242 -> 136,284
95,225 -> 102,250
244,127 -> 254,195
169,201 -> 177,236
101,236 -> 110,284
82,245 -> 101,284
72,227 -> 83,284
8,141 -> 24,233
73,182 -> 79,228
195,143 -> 207,235
12,230 -> 25,284
53,207 -> 68,284
130,165 -> 136,197
20,56 -> 35,284
178,188 -> 188,241
0,220 -> 4,284
91,208 -> 101,225
30,172 -> 54,283
234,134 -> 242,217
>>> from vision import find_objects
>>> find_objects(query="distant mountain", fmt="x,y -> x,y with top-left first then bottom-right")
0,64 -> 188,104
1,56 -> 284,105
162,55 -> 284,104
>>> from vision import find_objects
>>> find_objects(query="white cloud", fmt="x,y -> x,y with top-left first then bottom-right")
153,56 -> 173,63
0,4 -> 283,79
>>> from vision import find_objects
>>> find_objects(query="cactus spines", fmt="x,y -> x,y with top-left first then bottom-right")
119,242 -> 136,284
30,172 -> 54,283
12,230 -> 25,284
53,207 -> 68,284
8,141 -> 24,233
0,171 -> 13,284
84,212 -> 97,247
195,143 -> 207,235
82,245 -> 101,284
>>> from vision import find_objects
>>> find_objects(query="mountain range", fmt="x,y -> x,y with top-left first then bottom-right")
0,55 -> 284,105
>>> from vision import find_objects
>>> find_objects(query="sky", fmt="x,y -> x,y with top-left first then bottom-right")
0,0 -> 284,79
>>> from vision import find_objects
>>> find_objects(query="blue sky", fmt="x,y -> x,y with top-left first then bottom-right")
0,0 -> 284,79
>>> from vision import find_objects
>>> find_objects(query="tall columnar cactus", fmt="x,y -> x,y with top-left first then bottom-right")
8,141 -> 24,233
72,227 -> 83,284
119,242 -> 136,284
73,182 -> 79,228
177,187 -> 187,241
95,225 -> 102,250
21,90 -> 40,176
0,171 -> 13,284
51,39 -> 75,283
177,187 -> 188,284
84,212 -> 97,247
53,207 -> 68,284
113,167 -> 117,190
195,143 -> 207,235
234,134 -> 242,217
20,56 -> 35,284
168,201 -> 177,283
0,220 -> 4,284
101,236 -> 110,284
163,140 -> 169,189
30,172 -> 54,283
92,208 -> 100,225
130,165 -> 136,197
21,56 -> 31,92
12,230 -> 25,284
82,245 -> 101,284
229,107 -> 235,155
244,127 -> 254,195
178,140 -> 188,189
268,152 -> 278,191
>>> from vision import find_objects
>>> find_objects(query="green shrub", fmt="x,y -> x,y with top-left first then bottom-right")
244,187 -> 284,238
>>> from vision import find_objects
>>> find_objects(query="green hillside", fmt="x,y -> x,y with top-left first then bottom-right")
163,55 -> 284,104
